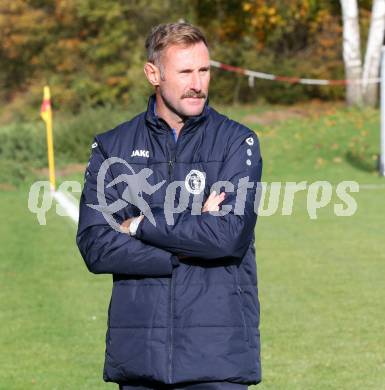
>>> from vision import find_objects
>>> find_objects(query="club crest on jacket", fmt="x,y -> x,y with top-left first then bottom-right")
185,169 -> 205,194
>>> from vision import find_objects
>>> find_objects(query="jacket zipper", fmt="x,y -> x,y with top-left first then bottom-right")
168,158 -> 174,178
168,130 -> 178,178
167,129 -> 178,383
165,124 -> 190,382
168,271 -> 175,383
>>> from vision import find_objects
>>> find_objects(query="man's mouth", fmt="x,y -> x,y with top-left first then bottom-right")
182,92 -> 206,99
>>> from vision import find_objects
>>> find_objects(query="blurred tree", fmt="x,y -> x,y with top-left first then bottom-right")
362,0 -> 385,107
0,0 -> 196,117
340,0 -> 363,105
200,0 -> 346,104
0,0 -> 377,117
0,0 -> 52,99
339,0 -> 385,106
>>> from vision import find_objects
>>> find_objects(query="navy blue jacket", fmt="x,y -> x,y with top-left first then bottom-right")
76,95 -> 263,385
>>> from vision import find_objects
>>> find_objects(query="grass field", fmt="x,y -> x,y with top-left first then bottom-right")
1,103 -> 384,389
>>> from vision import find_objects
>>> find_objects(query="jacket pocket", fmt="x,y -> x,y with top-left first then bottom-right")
234,266 -> 249,343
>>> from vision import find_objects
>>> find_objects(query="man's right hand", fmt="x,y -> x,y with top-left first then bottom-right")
202,190 -> 226,213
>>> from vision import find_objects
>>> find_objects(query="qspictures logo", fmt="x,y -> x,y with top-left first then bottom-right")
27,156 -> 360,229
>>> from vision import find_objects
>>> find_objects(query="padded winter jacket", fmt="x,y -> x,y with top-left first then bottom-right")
76,94 -> 263,386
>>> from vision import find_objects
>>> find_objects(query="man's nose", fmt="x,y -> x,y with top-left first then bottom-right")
190,72 -> 202,91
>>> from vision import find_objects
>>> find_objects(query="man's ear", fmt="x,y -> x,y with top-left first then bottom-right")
144,62 -> 161,86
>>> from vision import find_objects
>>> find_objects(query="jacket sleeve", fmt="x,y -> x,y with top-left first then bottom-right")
135,131 -> 262,260
76,137 -> 179,276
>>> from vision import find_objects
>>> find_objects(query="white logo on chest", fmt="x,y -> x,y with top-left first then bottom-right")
131,149 -> 150,158
185,169 -> 206,195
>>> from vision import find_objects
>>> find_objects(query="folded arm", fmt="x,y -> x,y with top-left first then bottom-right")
76,137 -> 179,276
135,132 -> 263,260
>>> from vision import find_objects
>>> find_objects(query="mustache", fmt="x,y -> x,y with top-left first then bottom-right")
182,91 -> 206,99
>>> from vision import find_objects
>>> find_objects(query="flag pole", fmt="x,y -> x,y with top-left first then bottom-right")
40,86 -> 56,191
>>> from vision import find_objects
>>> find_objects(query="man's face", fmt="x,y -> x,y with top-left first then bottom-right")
157,41 -> 210,118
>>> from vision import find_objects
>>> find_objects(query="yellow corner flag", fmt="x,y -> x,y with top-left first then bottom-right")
40,86 -> 56,191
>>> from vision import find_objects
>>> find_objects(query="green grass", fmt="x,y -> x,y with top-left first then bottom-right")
218,102 -> 382,183
0,188 -> 113,389
1,103 -> 385,389
252,188 -> 385,389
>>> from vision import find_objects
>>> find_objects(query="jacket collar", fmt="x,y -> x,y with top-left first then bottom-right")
144,94 -> 210,135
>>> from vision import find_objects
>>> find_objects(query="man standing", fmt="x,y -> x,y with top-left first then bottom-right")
77,22 -> 263,389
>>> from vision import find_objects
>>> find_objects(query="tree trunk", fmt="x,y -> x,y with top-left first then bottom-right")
340,0 -> 363,106
362,0 -> 385,107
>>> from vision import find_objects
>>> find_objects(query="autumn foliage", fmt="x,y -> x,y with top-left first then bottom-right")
0,0 -> 372,119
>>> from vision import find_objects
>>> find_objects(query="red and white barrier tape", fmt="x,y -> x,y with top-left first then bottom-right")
210,60 -> 380,86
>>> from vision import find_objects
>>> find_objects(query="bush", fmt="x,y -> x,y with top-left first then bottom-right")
0,123 -> 47,167
0,104 -> 145,175
54,105 -> 139,163
0,159 -> 36,186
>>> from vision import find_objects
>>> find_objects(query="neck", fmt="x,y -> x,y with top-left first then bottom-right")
155,93 -> 185,133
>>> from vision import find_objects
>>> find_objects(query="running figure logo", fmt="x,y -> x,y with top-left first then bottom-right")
87,157 -> 165,231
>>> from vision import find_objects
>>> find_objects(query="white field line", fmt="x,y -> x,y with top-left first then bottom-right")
52,190 -> 79,223
359,184 -> 385,189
